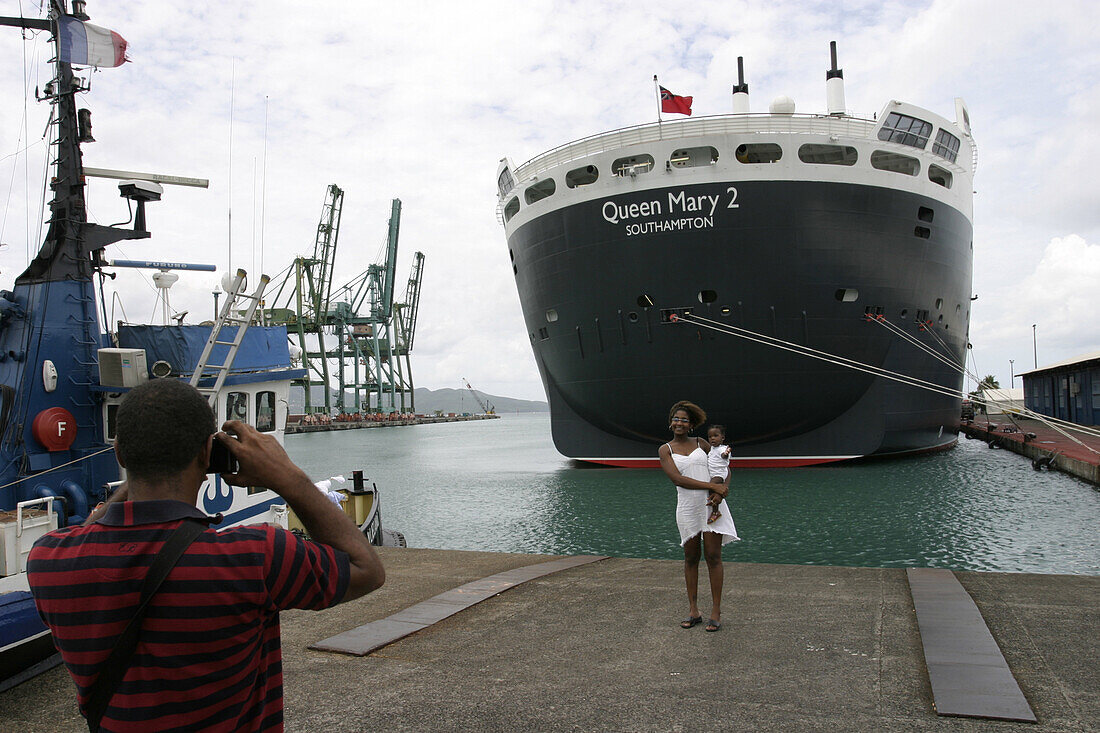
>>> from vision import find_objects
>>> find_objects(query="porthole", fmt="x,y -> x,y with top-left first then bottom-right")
900,308 -> 908,318
918,206 -> 934,222
545,309 -> 558,323
938,315 -> 943,323
697,290 -> 717,303
798,144 -> 857,166
955,304 -> 961,314
565,165 -> 599,188
720,306 -> 731,317
669,146 -> 719,168
627,311 -> 639,323
928,164 -> 953,188
871,150 -> 919,176
503,197 -> 520,222
612,155 -> 654,176
735,143 -> 782,164
915,226 -> 931,239
524,178 -> 556,204
935,298 -> 943,310
835,288 -> 859,302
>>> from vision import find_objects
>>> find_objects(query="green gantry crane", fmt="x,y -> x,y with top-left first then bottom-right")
266,190 -> 425,416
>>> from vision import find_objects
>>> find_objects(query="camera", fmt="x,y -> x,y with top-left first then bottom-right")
207,437 -> 239,474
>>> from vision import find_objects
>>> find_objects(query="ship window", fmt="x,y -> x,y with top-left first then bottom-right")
932,129 -> 960,163
928,164 -> 952,188
256,391 -> 275,432
524,179 -> 556,204
900,308 -> 908,318
935,298 -> 943,310
871,150 -> 919,176
627,311 -> 639,323
798,144 -> 857,166
566,165 -> 599,188
697,290 -> 717,303
835,289 -> 859,302
497,167 -> 515,198
877,112 -> 932,149
918,206 -> 934,222
915,226 -> 931,239
545,309 -> 558,323
669,146 -> 719,168
612,155 -> 654,176
227,392 -> 249,423
735,143 -> 782,163
538,327 -> 549,340
503,197 -> 520,222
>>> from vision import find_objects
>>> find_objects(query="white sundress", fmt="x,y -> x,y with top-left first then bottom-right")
667,443 -> 740,546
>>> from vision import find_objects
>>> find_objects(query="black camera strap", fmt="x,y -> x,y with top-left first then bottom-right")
85,517 -> 211,732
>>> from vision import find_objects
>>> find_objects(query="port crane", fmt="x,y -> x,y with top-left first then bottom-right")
265,189 -> 425,415
462,378 -> 495,415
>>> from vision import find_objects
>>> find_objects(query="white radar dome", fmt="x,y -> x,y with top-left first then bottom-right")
769,95 -> 796,114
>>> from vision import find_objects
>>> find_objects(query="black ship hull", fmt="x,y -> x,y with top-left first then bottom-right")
506,179 -> 972,467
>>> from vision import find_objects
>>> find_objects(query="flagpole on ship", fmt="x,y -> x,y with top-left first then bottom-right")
653,75 -> 663,139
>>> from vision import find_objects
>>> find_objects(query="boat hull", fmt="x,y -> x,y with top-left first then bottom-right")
507,178 -> 972,465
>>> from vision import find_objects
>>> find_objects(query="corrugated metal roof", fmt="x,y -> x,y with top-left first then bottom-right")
1018,350 -> 1100,377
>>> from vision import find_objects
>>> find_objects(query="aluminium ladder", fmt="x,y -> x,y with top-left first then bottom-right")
189,269 -> 270,407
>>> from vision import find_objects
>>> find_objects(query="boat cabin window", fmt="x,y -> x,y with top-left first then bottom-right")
611,155 -> 654,176
669,146 -> 719,168
497,167 -> 515,198
932,129 -> 960,163
256,391 -> 276,432
503,197 -> 520,222
877,112 -> 932,149
871,150 -> 919,176
798,144 -> 857,166
566,165 -> 599,188
524,179 -> 556,204
735,143 -> 782,164
928,164 -> 952,188
226,392 -> 249,423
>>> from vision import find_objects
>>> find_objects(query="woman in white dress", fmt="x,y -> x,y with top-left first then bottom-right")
657,400 -> 739,632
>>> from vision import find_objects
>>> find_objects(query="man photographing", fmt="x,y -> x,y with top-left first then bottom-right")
28,379 -> 385,732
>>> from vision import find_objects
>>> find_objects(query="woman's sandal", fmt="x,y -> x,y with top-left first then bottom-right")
680,615 -> 703,629
705,619 -> 721,632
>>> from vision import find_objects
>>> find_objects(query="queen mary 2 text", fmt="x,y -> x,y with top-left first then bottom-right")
600,187 -> 739,237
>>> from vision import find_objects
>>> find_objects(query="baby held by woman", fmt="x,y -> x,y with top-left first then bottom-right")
705,425 -> 730,523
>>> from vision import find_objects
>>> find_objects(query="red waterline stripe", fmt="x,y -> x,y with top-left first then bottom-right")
578,456 -> 859,468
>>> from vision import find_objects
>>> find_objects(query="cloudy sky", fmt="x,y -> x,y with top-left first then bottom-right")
1,0 -> 1097,401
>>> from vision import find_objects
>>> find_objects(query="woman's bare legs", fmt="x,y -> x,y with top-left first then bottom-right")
682,534 -> 702,622
703,531 -> 724,628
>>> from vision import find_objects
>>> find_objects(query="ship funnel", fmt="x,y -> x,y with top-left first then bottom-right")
826,40 -> 846,116
732,56 -> 750,113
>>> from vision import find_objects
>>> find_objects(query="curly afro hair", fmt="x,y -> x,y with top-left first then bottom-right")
668,400 -> 706,428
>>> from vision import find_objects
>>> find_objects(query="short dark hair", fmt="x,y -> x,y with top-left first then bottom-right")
708,424 -> 726,438
115,379 -> 215,480
668,400 -> 706,428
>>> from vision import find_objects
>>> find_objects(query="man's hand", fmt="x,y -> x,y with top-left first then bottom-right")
217,420 -> 311,494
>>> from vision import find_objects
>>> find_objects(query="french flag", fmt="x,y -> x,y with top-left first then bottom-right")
58,17 -> 128,68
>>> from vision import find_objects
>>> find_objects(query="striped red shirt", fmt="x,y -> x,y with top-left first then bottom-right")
27,500 -> 350,732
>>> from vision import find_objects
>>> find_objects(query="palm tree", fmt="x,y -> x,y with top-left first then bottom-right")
969,375 -> 1001,414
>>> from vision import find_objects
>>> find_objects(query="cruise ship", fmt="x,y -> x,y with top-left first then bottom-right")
496,44 -> 975,467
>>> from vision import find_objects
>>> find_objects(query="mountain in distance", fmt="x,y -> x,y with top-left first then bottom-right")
287,386 -> 547,414
413,387 -> 548,414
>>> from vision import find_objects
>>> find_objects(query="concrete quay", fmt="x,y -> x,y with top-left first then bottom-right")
1,547 -> 1096,732
285,413 -> 500,435
960,418 -> 1100,485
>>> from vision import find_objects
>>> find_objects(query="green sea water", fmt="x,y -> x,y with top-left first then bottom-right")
286,413 -> 1100,574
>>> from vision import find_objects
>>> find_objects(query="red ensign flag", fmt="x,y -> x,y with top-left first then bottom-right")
660,86 -> 693,116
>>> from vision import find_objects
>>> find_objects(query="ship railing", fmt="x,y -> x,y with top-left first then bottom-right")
513,112 -> 879,180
